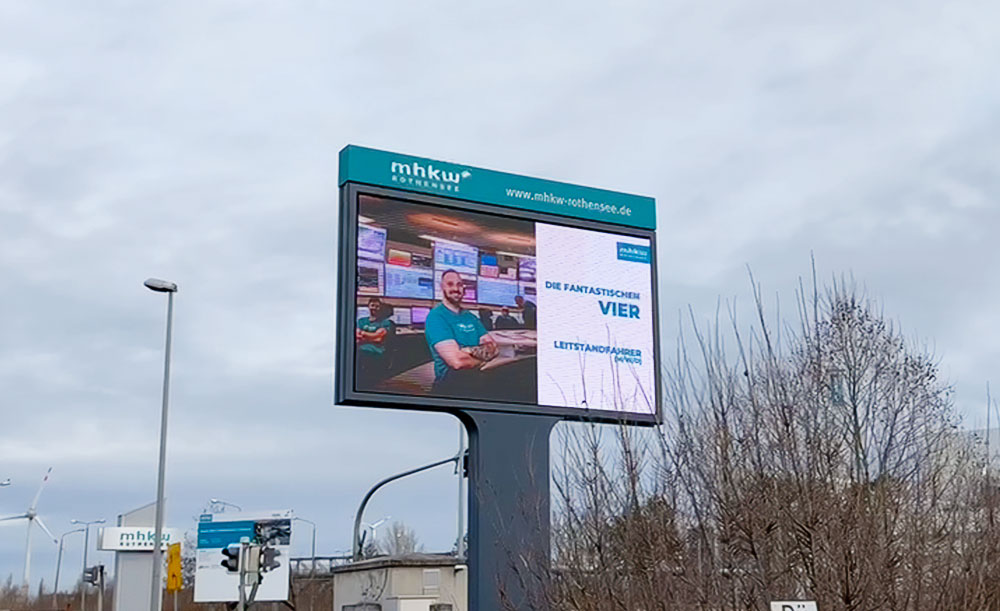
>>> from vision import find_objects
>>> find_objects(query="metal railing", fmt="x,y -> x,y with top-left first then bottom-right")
289,555 -> 353,577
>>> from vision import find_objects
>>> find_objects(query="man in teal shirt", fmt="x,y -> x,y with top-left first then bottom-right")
356,297 -> 395,388
425,270 -> 498,396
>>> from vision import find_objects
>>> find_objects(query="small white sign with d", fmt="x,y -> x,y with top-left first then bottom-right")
770,603 -> 817,611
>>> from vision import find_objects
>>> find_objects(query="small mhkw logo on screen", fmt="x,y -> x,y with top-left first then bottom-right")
391,160 -> 471,194
616,242 -> 651,264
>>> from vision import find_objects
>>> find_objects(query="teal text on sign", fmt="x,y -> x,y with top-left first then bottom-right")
616,242 -> 651,263
339,145 -> 656,230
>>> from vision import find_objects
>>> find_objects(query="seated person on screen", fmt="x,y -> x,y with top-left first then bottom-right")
356,297 -> 395,387
514,295 -> 536,329
494,306 -> 519,330
425,270 -> 499,396
478,307 -> 495,332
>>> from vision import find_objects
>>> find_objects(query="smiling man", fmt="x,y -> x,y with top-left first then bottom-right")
425,269 -> 499,396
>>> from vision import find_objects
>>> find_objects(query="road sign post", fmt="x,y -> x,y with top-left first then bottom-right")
84,565 -> 106,611
97,565 -> 104,611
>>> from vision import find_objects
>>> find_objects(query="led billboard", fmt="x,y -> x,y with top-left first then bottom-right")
337,146 -> 659,423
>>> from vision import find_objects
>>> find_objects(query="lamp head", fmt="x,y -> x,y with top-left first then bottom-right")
144,278 -> 178,293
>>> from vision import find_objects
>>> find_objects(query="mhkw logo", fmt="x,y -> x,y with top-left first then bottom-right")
120,529 -> 174,546
390,160 -> 471,194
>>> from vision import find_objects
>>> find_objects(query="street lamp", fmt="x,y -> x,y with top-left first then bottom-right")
52,527 -> 85,607
70,519 -> 105,611
145,277 -> 178,611
293,517 -> 317,576
209,498 -> 242,513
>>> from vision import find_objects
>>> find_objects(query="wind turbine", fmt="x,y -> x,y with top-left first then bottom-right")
0,468 -> 58,593
359,516 -> 390,553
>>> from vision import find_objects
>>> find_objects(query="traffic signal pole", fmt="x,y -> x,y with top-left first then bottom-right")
238,542 -> 247,611
83,565 -> 105,611
221,529 -> 282,608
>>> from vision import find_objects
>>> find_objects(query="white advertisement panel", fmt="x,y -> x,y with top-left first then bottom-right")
535,223 -> 655,414
193,510 -> 292,603
98,527 -> 183,551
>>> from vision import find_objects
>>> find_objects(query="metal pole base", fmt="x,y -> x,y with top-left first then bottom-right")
458,409 -> 559,611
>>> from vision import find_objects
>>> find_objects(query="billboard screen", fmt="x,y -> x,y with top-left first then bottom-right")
194,510 -> 293,603
338,145 -> 658,423
343,191 -> 657,420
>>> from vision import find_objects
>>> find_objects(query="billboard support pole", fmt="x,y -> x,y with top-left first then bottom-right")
459,409 -> 559,611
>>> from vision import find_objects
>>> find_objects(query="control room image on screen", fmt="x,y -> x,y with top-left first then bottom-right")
352,194 -> 655,416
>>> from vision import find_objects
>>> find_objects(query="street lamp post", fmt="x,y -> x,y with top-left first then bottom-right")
53,527 -> 85,608
145,277 -> 178,611
70,519 -> 105,611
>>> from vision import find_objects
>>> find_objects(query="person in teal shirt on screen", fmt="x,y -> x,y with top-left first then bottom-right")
356,297 -> 395,388
425,269 -> 498,396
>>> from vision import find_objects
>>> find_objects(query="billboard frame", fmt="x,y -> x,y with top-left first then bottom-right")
336,181 -> 662,426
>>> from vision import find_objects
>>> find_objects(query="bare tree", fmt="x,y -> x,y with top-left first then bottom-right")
525,272 -> 998,611
378,521 -> 424,556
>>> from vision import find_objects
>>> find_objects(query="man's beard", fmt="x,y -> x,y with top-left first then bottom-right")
445,291 -> 463,307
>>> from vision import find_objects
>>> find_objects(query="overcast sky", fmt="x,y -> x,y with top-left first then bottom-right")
2,0 -> 999,592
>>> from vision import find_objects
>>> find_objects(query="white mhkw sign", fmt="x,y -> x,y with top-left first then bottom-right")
98,527 -> 183,551
771,602 -> 818,611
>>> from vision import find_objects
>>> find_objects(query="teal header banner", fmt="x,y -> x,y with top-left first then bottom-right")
339,145 -> 656,230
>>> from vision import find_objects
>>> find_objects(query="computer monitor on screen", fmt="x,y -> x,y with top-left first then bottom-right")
391,307 -> 412,326
411,306 -> 431,326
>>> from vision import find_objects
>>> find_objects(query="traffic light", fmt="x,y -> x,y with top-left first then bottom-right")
260,545 -> 281,572
220,543 -> 241,573
83,565 -> 103,586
